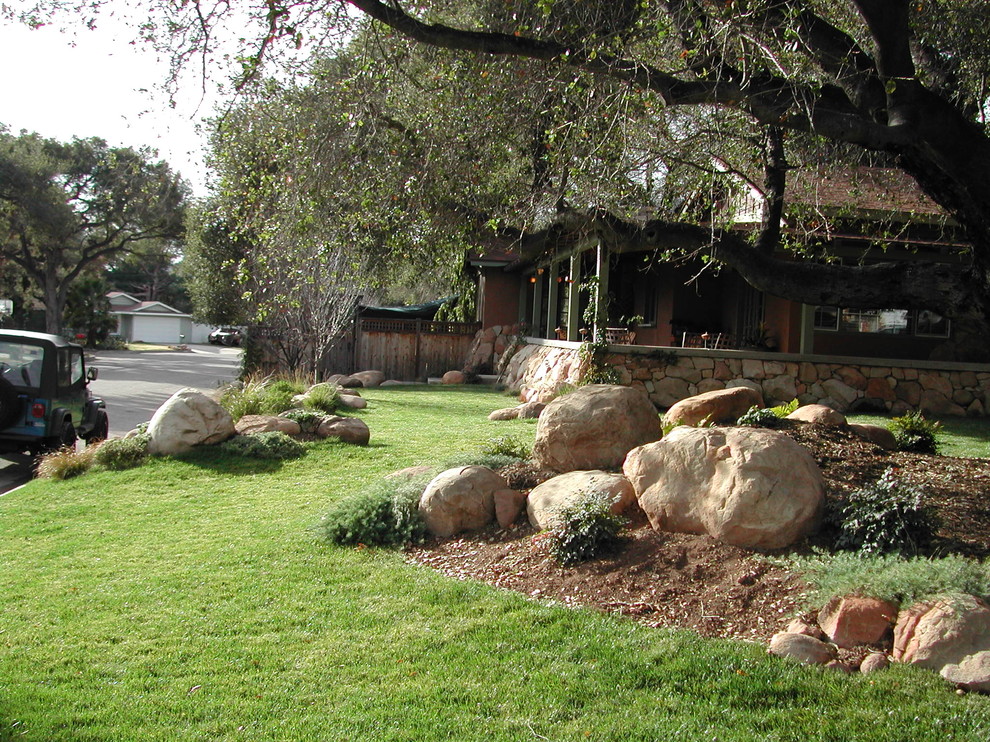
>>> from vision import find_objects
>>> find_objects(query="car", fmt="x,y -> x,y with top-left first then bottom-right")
0,330 -> 108,456
208,327 -> 244,346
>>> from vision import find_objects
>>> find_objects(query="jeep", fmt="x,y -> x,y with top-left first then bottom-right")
0,330 -> 108,455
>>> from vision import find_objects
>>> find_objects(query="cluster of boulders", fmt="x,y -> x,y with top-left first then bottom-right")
140,372 -> 386,455
770,593 -> 990,691
414,382 -> 990,691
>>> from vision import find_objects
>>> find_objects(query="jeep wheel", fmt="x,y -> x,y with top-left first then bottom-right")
44,419 -> 77,453
85,410 -> 109,445
0,377 -> 19,429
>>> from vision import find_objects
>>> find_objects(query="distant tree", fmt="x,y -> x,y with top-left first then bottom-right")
0,129 -> 187,334
107,240 -> 191,313
181,205 -> 249,327
63,274 -> 118,346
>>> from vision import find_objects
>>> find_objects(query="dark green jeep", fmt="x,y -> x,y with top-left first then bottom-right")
0,330 -> 108,455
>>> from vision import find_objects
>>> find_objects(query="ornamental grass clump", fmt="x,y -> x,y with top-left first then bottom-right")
219,431 -> 306,460
481,434 -> 530,460
93,435 -> 150,471
888,410 -> 943,454
279,408 -> 326,434
219,376 -> 308,421
35,446 -> 96,481
321,475 -> 431,548
833,467 -> 938,556
548,491 -> 628,566
303,383 -> 341,414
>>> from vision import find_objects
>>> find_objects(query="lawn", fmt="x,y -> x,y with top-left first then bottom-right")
2,386 -> 989,741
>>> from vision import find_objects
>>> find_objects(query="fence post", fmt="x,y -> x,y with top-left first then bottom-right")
415,318 -> 423,381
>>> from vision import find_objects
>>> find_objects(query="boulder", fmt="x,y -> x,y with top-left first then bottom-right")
848,423 -> 897,450
350,370 -> 386,388
860,653 -> 891,674
786,404 -> 847,426
526,470 -> 636,530
442,370 -> 467,385
942,651 -> 990,692
532,384 -> 661,472
337,394 -> 368,410
663,387 -> 764,427
325,374 -> 362,388
488,407 -> 520,421
385,465 -> 435,480
818,595 -> 899,649
234,414 -> 302,437
316,415 -> 370,445
489,400 -> 546,421
418,465 -> 516,537
147,388 -> 235,456
768,632 -> 838,665
893,594 -> 990,687
495,488 -> 528,529
623,426 -> 824,549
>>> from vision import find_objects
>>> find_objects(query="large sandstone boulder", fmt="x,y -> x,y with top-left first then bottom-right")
350,370 -> 385,388
786,404 -> 847,426
818,595 -> 898,649
527,470 -> 636,530
316,415 -> 370,445
893,594 -> 990,690
623,426 -> 824,549
147,388 -> 235,456
532,384 -> 661,472
663,387 -> 764,427
234,414 -> 302,437
418,466 -> 517,537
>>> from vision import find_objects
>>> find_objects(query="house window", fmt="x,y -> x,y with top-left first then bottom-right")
916,310 -> 950,337
641,282 -> 659,327
814,307 -> 949,338
814,306 -> 839,331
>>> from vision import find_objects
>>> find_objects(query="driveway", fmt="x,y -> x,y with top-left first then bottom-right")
1,344 -> 241,494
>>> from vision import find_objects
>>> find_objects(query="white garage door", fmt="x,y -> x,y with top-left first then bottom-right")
132,316 -> 183,344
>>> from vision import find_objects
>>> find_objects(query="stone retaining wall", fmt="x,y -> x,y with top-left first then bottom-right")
501,339 -> 990,417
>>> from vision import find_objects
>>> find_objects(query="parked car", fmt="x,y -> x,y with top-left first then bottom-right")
0,330 -> 108,456
208,327 -> 244,346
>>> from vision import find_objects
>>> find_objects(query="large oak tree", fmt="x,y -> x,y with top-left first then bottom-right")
0,130 -> 187,333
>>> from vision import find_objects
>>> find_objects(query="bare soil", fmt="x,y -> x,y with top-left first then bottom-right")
407,421 -> 990,643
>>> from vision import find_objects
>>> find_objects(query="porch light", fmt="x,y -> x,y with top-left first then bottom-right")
529,276 -> 537,283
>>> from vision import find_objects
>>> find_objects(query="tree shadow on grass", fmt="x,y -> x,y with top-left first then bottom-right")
173,447 -> 291,476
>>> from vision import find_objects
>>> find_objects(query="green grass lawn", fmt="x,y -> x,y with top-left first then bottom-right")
2,386 -> 989,741
848,412 -> 990,458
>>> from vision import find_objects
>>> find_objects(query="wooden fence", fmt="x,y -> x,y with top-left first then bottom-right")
321,317 -> 481,381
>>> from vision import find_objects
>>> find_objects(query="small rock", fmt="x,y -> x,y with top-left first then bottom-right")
768,632 -> 837,665
860,653 -> 890,674
818,595 -> 898,649
786,619 -> 827,641
337,394 -> 368,410
786,404 -> 847,426
442,370 -> 467,384
494,488 -> 528,529
488,407 -> 520,421
316,415 -> 370,445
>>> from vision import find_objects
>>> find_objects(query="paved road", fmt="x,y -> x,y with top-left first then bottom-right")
89,345 -> 241,435
1,344 -> 241,494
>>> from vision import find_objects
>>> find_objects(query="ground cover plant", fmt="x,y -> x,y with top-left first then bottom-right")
2,386 -> 990,740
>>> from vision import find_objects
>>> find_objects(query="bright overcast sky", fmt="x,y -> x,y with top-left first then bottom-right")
0,18 -> 216,195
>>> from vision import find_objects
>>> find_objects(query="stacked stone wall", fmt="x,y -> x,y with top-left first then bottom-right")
499,339 -> 990,417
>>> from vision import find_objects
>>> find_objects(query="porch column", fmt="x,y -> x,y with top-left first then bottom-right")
595,241 -> 609,341
799,304 -> 815,354
530,272 -> 544,337
517,275 -> 528,325
567,253 -> 582,342
546,261 -> 559,340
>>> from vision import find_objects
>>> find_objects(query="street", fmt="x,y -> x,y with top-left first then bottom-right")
1,344 -> 241,494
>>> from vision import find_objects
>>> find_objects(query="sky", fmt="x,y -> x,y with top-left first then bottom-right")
0,18 -> 217,195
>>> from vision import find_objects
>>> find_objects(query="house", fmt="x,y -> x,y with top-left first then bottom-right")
107,292 -> 212,344
472,168 -> 967,363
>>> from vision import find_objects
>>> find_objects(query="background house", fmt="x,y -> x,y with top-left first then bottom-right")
108,291 -> 213,344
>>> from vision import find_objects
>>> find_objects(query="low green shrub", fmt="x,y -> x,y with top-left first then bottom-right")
36,446 -> 96,480
303,383 -> 340,414
93,435 -> 150,470
889,410 -> 943,454
279,408 -> 327,433
547,491 -> 628,566
219,376 -> 308,421
481,435 -> 530,460
779,550 -> 990,607
832,467 -> 938,555
736,399 -> 799,428
438,453 -> 524,471
321,475 -> 431,547
219,432 -> 306,460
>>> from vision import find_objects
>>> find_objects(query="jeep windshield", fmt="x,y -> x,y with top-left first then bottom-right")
0,340 -> 45,388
